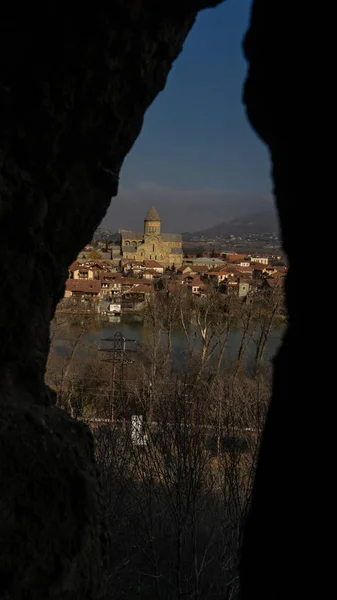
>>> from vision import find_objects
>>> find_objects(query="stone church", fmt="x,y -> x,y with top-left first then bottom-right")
119,206 -> 183,268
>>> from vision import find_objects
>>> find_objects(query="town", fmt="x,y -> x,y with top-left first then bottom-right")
59,206 -> 287,318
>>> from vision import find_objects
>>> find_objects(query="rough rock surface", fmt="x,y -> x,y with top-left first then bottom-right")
0,398 -> 107,599
0,2 -> 222,598
240,1 -> 319,598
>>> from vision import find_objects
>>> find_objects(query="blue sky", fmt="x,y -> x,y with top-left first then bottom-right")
102,0 -> 273,233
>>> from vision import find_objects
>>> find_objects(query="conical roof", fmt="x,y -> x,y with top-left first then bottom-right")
145,205 -> 161,221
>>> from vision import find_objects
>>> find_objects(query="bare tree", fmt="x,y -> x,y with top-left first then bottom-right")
253,284 -> 284,364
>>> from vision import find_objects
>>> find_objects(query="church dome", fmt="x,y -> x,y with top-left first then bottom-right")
145,206 -> 161,221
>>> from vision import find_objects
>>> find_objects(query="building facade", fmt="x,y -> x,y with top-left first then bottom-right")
119,206 -> 183,268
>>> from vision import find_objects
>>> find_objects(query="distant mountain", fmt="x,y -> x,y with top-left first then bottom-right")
101,184 -> 274,232
181,231 -> 194,242
93,227 -> 120,243
192,210 -> 278,238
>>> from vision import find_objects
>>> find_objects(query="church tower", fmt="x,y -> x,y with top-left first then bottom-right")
144,205 -> 161,236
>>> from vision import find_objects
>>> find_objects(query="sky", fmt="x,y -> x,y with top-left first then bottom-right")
101,0 -> 274,233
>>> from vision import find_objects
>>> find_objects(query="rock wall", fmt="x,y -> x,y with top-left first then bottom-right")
0,2 -> 222,598
0,0 -> 314,597
240,1 -> 316,598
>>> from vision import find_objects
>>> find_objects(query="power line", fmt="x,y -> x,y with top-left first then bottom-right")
98,331 -> 137,423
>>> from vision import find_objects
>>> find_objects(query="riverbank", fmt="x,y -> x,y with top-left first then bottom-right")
51,312 -> 284,367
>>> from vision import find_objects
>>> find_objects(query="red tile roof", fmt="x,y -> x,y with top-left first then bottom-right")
189,276 -> 202,286
69,261 -> 79,271
113,276 -> 139,285
236,266 -> 253,272
188,265 -> 209,273
65,279 -> 101,294
126,284 -> 152,294
267,270 -> 286,279
225,253 -> 248,262
144,260 -> 163,268
218,267 -> 241,276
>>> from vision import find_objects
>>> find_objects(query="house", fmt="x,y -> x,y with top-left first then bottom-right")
116,276 -> 138,293
68,262 -> 95,280
252,265 -> 266,279
187,276 -> 203,295
219,279 -> 239,294
69,260 -> 112,280
187,265 -> 210,275
123,259 -> 164,275
203,271 -> 226,285
100,271 -> 122,296
218,266 -> 242,279
123,260 -> 145,274
204,266 -> 243,286
177,266 -> 193,275
236,265 -> 253,277
100,280 -> 110,296
123,283 -> 152,303
236,261 -> 251,267
182,273 -> 195,284
100,275 -> 138,296
64,279 -> 101,298
143,260 -> 164,273
224,253 -> 249,263
108,278 -> 122,295
86,261 -> 111,278
179,264 -> 210,278
253,265 -> 286,280
183,257 -> 224,267
275,266 -> 288,275
250,256 -> 269,265
142,268 -> 161,281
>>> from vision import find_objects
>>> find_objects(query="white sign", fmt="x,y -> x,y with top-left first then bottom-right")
131,415 -> 147,446
109,303 -> 121,314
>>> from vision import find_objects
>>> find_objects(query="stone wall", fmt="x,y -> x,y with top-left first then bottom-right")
123,235 -> 183,266
0,2 -> 222,598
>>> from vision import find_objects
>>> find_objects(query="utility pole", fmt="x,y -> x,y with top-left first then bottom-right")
100,332 -> 136,424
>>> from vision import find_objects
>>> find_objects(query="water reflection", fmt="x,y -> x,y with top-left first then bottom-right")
52,313 -> 284,365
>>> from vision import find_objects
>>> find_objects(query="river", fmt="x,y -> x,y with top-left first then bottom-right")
53,313 -> 285,368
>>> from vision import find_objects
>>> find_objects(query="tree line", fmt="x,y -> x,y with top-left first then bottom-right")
46,284 -> 284,599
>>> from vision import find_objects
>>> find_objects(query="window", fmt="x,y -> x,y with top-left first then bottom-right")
153,244 -> 155,252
